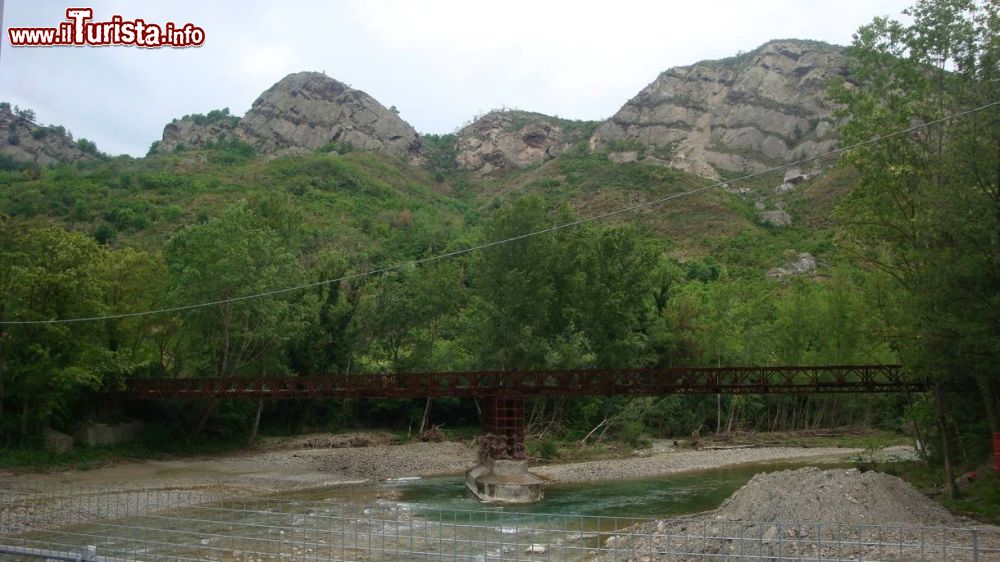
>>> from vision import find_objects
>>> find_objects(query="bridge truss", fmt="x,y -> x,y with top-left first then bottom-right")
113,365 -> 923,460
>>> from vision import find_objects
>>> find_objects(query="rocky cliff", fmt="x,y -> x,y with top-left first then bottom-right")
454,110 -> 595,175
590,39 -> 847,178
149,41 -> 848,175
155,109 -> 239,154
0,106 -> 98,165
154,72 -> 421,160
238,72 -> 421,158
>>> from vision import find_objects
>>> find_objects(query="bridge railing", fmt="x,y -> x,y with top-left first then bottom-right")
111,365 -> 923,400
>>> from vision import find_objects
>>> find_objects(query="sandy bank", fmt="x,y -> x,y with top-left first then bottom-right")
533,445 -> 867,483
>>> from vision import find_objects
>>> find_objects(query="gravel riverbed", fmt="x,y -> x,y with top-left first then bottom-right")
533,445 -> 864,483
0,438 -> 897,536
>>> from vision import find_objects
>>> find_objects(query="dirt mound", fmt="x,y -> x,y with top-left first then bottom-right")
717,466 -> 956,526
603,468 -> 997,561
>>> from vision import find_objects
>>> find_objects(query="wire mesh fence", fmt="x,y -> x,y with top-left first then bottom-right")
1,487 -> 997,561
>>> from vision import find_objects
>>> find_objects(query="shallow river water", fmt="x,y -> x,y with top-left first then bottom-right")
9,460 -> 851,561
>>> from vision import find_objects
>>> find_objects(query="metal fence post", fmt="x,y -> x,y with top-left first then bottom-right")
973,529 -> 980,562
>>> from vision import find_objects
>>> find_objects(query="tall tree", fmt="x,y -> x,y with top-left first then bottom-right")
0,223 -> 108,438
832,0 -> 1000,496
165,203 -> 311,437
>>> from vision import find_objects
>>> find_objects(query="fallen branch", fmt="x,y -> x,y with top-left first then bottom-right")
578,417 -> 610,447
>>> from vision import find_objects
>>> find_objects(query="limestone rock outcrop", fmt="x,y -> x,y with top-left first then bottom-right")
590,40 -> 847,178
155,111 -> 239,154
766,252 -> 818,278
454,110 -> 593,175
238,72 -> 421,158
0,106 -> 98,165
153,72 -> 421,160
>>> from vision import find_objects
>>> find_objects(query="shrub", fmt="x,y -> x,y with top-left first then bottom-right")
77,138 -> 98,155
14,106 -> 35,122
93,223 -> 116,245
316,141 -> 354,155
530,438 -> 559,460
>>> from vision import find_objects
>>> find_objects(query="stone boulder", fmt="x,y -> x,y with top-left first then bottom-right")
775,167 -> 818,193
766,252 -> 818,278
759,209 -> 792,227
607,150 -> 639,164
43,428 -> 74,454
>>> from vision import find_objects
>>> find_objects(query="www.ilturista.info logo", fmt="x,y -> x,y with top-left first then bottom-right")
7,8 -> 205,48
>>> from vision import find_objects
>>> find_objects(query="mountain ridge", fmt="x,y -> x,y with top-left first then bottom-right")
4,38 -> 850,181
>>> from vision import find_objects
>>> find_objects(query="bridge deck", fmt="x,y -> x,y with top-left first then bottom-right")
114,365 -> 923,400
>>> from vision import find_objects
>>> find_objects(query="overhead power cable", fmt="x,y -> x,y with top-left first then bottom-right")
2,100 -> 998,326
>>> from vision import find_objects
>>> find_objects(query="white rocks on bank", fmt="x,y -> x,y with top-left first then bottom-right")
766,252 -> 817,278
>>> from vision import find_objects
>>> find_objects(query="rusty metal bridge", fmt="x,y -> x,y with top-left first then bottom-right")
116,364 -> 918,400
113,365 -> 922,461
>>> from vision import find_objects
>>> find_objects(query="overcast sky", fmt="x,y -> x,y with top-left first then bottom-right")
0,0 -> 914,157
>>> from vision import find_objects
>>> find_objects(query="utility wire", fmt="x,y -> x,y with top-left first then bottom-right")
2,100 -> 998,326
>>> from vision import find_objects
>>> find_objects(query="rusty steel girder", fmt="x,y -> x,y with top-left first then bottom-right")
111,365 -> 922,401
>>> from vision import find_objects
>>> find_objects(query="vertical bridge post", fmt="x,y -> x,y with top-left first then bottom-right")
465,395 -> 544,503
483,395 -> 527,459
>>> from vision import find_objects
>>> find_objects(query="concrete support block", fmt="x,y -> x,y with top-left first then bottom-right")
465,459 -> 545,504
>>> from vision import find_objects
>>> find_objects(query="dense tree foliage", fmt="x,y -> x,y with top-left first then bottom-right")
0,190 -> 900,445
830,0 -> 1000,496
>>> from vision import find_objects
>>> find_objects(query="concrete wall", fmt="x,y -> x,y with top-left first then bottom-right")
74,421 -> 144,446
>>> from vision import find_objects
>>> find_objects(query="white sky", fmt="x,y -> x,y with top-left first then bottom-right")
0,0 -> 913,157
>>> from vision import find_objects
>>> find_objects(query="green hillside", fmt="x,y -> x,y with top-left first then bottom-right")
0,129 -> 904,458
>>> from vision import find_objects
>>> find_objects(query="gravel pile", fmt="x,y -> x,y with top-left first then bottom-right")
316,441 -> 477,481
604,468 -> 999,561
717,466 -> 956,526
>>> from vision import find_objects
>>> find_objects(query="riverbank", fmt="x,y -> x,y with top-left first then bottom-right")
0,436 -> 919,536
533,445 -> 870,483
2,433 -> 886,498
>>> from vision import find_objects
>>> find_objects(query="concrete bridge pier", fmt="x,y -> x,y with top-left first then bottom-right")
465,396 -> 545,504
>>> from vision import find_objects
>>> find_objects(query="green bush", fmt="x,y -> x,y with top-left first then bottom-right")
530,438 -> 560,460
93,222 -> 116,245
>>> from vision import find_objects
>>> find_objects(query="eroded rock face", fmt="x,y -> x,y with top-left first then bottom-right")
0,107 -> 97,165
591,40 -> 847,178
766,252 -> 817,278
155,113 -> 238,153
454,111 -> 592,175
153,72 -> 421,160
238,72 -> 421,159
